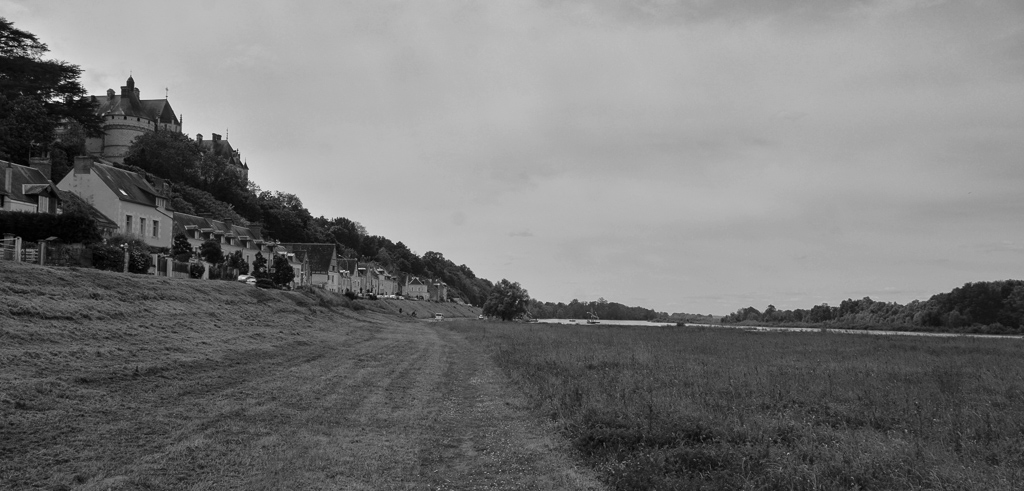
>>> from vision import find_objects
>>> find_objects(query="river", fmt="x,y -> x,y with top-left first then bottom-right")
534,319 -> 1024,339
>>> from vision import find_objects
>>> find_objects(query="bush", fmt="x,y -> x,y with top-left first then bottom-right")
0,210 -> 102,243
343,291 -> 357,300
188,262 -> 205,279
199,239 -> 224,264
90,243 -> 123,272
106,234 -> 152,274
255,278 -> 275,289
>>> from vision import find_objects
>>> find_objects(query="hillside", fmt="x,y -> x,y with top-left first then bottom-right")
0,261 -> 601,490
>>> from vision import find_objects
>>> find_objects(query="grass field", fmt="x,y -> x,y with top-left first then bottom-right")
452,323 -> 1024,490
0,261 -> 602,490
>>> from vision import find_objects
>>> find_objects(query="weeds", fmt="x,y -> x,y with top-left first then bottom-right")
455,324 -> 1024,490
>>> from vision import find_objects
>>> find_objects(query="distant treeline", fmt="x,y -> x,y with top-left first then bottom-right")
526,297 -> 715,323
723,280 -> 1024,334
528,298 -> 662,321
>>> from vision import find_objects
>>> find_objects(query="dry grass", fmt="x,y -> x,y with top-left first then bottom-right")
453,323 -> 1024,490
0,261 -> 599,490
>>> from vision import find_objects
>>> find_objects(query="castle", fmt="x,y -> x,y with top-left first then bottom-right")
84,76 -> 248,180
85,75 -> 181,163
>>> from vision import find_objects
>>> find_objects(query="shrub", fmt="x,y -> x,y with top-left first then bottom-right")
0,210 -> 102,243
199,239 -> 224,264
90,243 -> 123,272
255,278 -> 275,289
106,234 -> 152,274
188,262 -> 205,279
343,291 -> 357,300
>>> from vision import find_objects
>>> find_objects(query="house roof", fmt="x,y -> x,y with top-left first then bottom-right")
83,159 -> 165,207
198,137 -> 246,169
56,190 -> 119,230
278,243 -> 337,274
90,77 -> 180,126
0,160 -> 60,203
171,212 -> 265,244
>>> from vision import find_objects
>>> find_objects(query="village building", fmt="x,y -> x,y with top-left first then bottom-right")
57,156 -> 172,248
0,160 -> 62,214
173,213 -> 272,267
403,276 -> 429,300
277,243 -> 338,289
428,280 -> 449,302
196,133 -> 248,181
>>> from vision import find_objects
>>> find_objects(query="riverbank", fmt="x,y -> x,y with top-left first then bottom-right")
0,260 -> 599,490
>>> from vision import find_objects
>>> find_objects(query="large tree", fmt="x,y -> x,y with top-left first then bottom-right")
482,279 -> 531,321
0,17 -> 101,164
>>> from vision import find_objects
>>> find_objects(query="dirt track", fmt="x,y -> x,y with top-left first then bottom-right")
0,261 -> 602,490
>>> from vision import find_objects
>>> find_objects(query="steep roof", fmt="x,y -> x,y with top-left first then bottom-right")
89,77 -> 180,126
87,160 -> 165,206
56,190 -> 118,230
0,160 -> 60,203
278,243 -> 336,274
171,212 -> 264,244
198,137 -> 246,170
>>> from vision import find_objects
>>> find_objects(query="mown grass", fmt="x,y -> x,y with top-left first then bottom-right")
453,323 -> 1024,490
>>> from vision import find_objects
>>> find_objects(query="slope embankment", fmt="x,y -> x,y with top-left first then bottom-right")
0,261 -> 601,490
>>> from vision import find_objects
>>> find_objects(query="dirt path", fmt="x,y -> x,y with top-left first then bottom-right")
0,263 -> 603,491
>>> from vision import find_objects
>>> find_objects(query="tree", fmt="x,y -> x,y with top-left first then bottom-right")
226,250 -> 249,275
123,131 -> 200,184
171,233 -> 192,260
252,252 -> 268,279
482,279 -> 531,321
199,239 -> 224,264
271,254 -> 295,287
0,18 -> 101,164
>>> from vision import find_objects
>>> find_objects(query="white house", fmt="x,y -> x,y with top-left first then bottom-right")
57,156 -> 172,248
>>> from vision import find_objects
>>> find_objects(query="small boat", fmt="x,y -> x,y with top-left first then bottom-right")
586,312 -> 600,324
568,318 -> 577,323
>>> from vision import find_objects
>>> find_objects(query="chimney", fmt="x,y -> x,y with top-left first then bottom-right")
212,133 -> 221,141
29,156 -> 53,181
106,88 -> 115,100
3,166 -> 11,195
247,224 -> 262,237
196,133 -> 203,143
73,156 -> 93,175
150,176 -> 169,197
134,87 -> 140,98
224,218 -> 233,230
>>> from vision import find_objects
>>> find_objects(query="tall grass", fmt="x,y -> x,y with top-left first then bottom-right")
454,324 -> 1024,490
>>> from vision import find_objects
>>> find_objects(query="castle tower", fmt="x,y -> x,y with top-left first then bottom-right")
84,76 -> 182,164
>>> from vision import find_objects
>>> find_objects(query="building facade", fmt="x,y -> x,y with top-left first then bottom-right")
0,160 -> 62,214
85,76 -> 181,164
57,157 -> 172,248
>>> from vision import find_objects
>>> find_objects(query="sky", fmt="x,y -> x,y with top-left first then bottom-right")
4,0 -> 1023,315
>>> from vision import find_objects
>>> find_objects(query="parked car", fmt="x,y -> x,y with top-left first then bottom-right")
434,313 -> 444,321
237,274 -> 254,283
245,277 -> 257,286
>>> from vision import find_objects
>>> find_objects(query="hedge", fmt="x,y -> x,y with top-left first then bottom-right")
0,210 -> 102,243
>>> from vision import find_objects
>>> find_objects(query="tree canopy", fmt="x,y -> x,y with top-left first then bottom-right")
722,280 -> 1024,334
0,17 -> 101,165
483,279 -> 531,321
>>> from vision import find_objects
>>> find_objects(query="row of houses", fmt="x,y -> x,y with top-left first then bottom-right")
1,156 -> 450,299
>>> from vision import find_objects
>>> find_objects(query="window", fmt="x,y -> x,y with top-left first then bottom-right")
140,218 -> 146,237
152,220 -> 159,238
125,215 -> 132,233
37,196 -> 48,213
